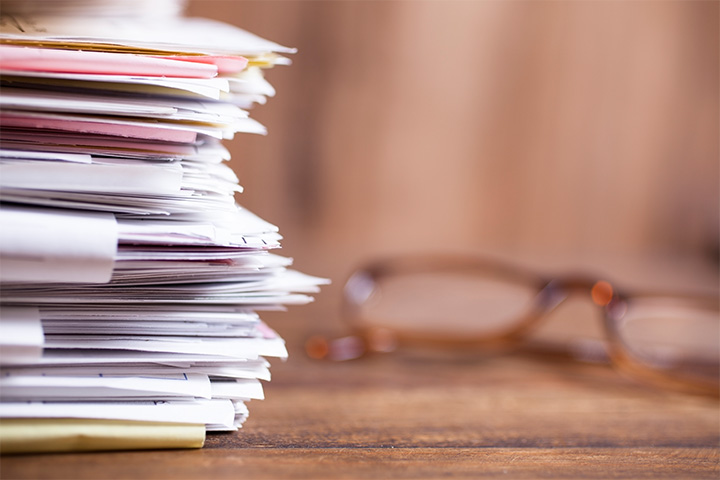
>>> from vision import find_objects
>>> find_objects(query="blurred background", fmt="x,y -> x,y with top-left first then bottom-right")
187,0 -> 718,339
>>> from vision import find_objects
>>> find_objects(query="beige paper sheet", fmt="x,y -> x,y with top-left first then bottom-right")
0,418 -> 205,454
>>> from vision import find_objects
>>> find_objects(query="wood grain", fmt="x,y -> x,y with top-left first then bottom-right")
3,448 -> 718,480
3,345 -> 718,479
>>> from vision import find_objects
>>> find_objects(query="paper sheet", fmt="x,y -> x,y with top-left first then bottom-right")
0,372 -> 213,400
0,398 -> 237,429
2,361 -> 272,382
41,335 -> 288,360
0,206 -> 117,283
0,307 -> 44,363
0,44 -> 219,78
0,158 -> 184,194
0,15 -> 296,57
0,148 -> 92,163
1,70 -> 228,99
0,418 -> 205,454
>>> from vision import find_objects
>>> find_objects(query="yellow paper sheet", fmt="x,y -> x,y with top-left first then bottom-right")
0,418 -> 205,454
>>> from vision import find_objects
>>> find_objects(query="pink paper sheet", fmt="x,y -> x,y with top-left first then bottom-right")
0,45 -> 219,79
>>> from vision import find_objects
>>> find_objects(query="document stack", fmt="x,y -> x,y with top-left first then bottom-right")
0,2 -> 326,453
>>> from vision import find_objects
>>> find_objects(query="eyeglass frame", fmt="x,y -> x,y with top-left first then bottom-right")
307,254 -> 719,398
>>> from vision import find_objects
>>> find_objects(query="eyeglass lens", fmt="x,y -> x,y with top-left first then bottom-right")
614,297 -> 719,383
350,270 -> 540,338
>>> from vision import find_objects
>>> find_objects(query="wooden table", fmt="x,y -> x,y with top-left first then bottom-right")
2,303 -> 719,479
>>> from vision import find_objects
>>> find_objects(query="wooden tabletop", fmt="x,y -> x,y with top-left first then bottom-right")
2,301 -> 719,479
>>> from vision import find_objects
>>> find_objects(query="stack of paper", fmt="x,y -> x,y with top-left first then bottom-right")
0,3 -> 326,453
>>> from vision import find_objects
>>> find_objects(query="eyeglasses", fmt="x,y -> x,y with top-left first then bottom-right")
305,255 -> 719,397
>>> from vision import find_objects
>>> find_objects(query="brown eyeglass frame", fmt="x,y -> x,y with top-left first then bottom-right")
307,254 -> 719,398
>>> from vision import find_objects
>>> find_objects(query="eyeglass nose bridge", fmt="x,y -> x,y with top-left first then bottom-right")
538,276 -> 618,308
525,277 -> 622,343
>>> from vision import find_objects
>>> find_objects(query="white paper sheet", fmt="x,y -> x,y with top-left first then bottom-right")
0,88 -> 250,124
210,379 -> 264,400
0,372 -> 212,400
42,335 -> 288,360
1,70 -> 229,99
0,15 -> 296,57
0,398 -> 237,430
0,206 -> 117,283
0,307 -> 44,363
1,361 -> 271,381
0,158 -> 183,194
0,148 -> 92,164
